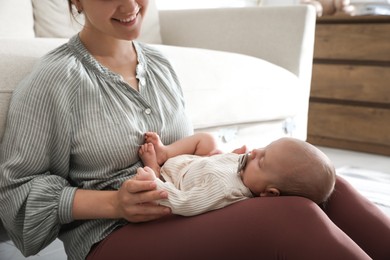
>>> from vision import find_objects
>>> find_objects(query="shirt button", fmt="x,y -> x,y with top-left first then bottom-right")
145,108 -> 152,115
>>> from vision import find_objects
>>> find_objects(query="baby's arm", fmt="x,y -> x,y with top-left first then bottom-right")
135,166 -> 158,181
231,145 -> 248,155
152,173 -> 234,217
135,166 -> 229,216
143,132 -> 222,165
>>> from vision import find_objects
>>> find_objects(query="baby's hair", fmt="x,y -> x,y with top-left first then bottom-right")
278,163 -> 336,204
274,139 -> 336,204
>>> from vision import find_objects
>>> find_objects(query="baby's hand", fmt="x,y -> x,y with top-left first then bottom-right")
231,145 -> 248,154
135,166 -> 157,181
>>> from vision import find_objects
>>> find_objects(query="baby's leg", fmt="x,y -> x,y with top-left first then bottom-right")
144,132 -> 169,165
138,143 -> 161,177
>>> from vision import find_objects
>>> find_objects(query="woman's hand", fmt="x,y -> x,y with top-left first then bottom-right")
72,168 -> 171,222
116,168 -> 171,223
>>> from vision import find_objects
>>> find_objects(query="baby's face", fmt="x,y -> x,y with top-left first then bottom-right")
239,138 -> 294,196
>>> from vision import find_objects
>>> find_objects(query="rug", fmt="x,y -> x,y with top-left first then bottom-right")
337,166 -> 390,217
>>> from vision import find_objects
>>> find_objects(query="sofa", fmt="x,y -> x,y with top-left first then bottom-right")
0,0 -> 317,258
0,0 -> 316,152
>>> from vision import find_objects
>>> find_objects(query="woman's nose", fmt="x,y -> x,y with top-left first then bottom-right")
119,0 -> 139,14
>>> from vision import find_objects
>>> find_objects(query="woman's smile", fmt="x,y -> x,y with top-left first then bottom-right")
113,6 -> 140,26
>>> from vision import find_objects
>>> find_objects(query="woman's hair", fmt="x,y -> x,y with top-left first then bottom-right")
67,0 -> 83,25
67,0 -> 73,13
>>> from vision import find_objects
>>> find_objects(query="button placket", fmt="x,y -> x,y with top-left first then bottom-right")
144,108 -> 152,115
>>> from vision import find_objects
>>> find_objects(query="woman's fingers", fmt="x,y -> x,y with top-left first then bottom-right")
116,177 -> 170,222
123,201 -> 171,222
124,178 -> 156,193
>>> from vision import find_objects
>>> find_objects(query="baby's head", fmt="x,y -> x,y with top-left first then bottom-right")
239,137 -> 335,204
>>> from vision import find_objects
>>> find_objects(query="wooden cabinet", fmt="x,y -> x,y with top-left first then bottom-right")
307,15 -> 390,156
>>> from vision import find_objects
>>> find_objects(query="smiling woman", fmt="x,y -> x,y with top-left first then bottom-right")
1,1 -> 389,260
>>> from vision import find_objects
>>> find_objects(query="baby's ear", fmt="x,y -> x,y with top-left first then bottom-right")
260,188 -> 280,197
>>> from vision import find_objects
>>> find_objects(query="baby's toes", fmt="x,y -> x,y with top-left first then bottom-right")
146,142 -> 155,154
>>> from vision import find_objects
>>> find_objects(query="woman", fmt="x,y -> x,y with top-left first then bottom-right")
0,0 -> 388,259
0,0 -> 188,258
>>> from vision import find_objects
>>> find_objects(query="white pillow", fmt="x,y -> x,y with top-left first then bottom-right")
154,45 -> 301,129
0,38 -> 68,141
32,0 -> 83,38
139,0 -> 163,44
0,0 -> 35,38
32,0 -> 162,43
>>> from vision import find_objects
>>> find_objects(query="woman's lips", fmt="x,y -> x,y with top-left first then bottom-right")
114,6 -> 140,24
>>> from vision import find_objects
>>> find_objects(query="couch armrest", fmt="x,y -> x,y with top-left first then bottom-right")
159,5 -> 316,141
159,5 -> 316,80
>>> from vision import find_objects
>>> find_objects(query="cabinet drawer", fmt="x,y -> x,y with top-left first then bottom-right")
311,64 -> 390,104
314,23 -> 390,61
308,103 -> 390,145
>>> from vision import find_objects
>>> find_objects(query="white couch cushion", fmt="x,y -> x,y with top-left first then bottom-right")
0,38 -> 67,141
32,0 -> 83,38
0,40 -> 299,142
0,0 -> 35,38
154,45 -> 300,129
138,0 -> 163,44
32,0 -> 162,43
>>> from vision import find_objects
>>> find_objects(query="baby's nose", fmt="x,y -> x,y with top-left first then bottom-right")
251,148 -> 264,158
251,149 -> 259,156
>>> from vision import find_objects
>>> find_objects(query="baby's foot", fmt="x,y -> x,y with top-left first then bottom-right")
136,166 -> 157,181
138,143 -> 161,177
144,132 -> 168,165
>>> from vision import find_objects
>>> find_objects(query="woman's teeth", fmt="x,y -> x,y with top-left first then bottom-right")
119,15 -> 136,23
118,6 -> 140,23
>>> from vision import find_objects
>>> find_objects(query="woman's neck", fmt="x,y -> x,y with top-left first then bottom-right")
81,30 -> 135,57
79,29 -> 139,90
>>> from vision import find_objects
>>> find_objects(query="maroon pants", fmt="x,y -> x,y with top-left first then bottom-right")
87,176 -> 390,259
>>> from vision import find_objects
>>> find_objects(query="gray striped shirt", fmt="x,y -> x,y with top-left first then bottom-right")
0,35 -> 193,259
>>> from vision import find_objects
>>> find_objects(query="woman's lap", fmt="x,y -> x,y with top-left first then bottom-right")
88,185 -> 378,260
323,175 -> 390,259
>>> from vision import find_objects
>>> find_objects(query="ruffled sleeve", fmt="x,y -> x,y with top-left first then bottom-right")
0,58 -> 77,256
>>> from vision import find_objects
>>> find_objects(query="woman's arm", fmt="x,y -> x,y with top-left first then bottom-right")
0,67 -> 168,257
72,180 -> 170,222
0,71 -> 76,255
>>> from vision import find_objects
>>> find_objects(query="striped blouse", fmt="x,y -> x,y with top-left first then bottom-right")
156,154 -> 253,216
0,35 -> 193,259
